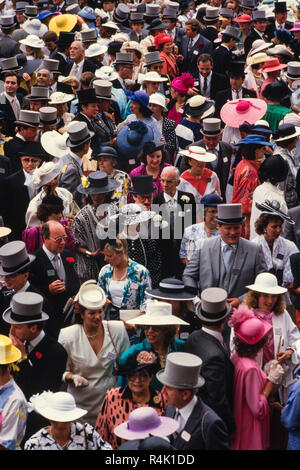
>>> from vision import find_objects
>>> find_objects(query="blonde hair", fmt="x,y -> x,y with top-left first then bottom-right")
104,236 -> 128,256
243,289 -> 285,316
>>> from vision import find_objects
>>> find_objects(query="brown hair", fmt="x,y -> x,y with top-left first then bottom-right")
233,334 -> 268,358
254,213 -> 283,235
243,290 -> 285,316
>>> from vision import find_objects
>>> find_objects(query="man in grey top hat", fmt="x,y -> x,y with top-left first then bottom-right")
182,203 -> 267,309
111,52 -> 134,90
157,352 -> 229,450
128,12 -> 147,43
162,7 -> 184,49
212,26 -> 239,75
0,15 -> 20,59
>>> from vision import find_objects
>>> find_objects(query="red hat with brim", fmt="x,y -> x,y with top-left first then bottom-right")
220,98 -> 267,128
258,57 -> 288,74
154,33 -> 173,49
233,14 -> 252,22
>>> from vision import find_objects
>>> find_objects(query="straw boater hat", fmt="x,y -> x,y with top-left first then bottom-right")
185,95 -> 215,119
48,90 -> 74,105
196,287 -> 231,323
3,291 -> 49,324
272,123 -> 300,142
156,352 -> 205,389
220,98 -> 267,128
74,279 -> 106,309
140,71 -> 168,83
246,272 -> 287,295
110,203 -> 156,226
29,391 -> 87,422
0,240 -> 35,277
126,300 -> 189,326
146,278 -> 196,301
149,93 -> 167,112
0,335 -> 21,365
180,146 -> 216,163
215,203 -> 246,224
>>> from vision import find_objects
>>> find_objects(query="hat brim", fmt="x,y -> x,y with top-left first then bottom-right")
258,64 -> 287,73
180,149 -> 216,163
66,131 -> 94,148
35,404 -> 87,422
111,209 -> 156,226
220,99 -> 267,127
126,313 -> 189,326
185,101 -> 214,118
273,128 -> 300,142
48,94 -> 74,105
196,302 -> 231,323
40,117 -> 61,127
0,254 -> 36,277
2,307 -> 49,325
255,201 -> 295,224
76,178 -> 119,194
146,288 -> 196,301
114,415 -> 179,440
41,131 -> 68,158
246,284 -> 287,294
0,345 -> 22,364
156,369 -> 205,389
215,216 -> 246,224
0,227 -> 12,238
14,120 -> 40,127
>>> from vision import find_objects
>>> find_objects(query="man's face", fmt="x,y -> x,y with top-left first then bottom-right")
198,60 -> 213,78
164,386 -> 187,408
118,64 -> 133,80
82,102 -> 98,119
36,69 -> 50,87
132,193 -> 154,210
229,76 -> 244,90
254,19 -> 267,32
130,22 -> 144,34
102,0 -> 115,11
203,134 -> 221,149
160,170 -> 179,196
163,18 -> 176,31
4,75 -> 18,96
148,63 -> 163,73
20,126 -> 38,141
44,224 -> 67,254
4,272 -> 29,291
30,100 -> 47,112
98,100 -> 111,113
69,41 -> 84,62
45,40 -> 57,53
218,223 -> 242,244
9,323 -> 37,342
16,11 -> 25,23
20,155 -> 41,173
276,12 -> 287,24
185,24 -> 196,38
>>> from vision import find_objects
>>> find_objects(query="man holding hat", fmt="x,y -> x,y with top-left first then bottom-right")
157,351 -> 229,449
184,287 -> 236,436
183,203 -> 268,309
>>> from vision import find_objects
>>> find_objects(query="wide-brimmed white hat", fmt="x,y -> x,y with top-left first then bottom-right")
74,280 -> 106,310
139,71 -> 168,84
126,300 -> 189,326
19,34 -> 45,48
31,160 -> 64,188
48,91 -> 74,105
29,391 -> 87,422
180,146 -> 216,163
248,39 -> 272,57
21,18 -> 48,37
121,40 -> 142,54
149,92 -> 167,111
41,130 -> 68,160
101,20 -> 119,30
85,43 -> 108,58
95,65 -> 118,81
246,272 -> 287,295
111,203 -> 156,226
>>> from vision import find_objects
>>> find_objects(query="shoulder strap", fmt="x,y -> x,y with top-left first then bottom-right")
106,321 -> 119,359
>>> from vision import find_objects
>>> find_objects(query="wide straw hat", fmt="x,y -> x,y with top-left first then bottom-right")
19,34 -> 45,48
31,160 -> 64,188
114,407 -> 179,440
156,352 -> 205,389
220,99 -> 267,128
268,45 -> 293,59
246,52 -> 268,66
146,278 -> 196,301
180,146 -> 216,163
3,291 -> 49,325
246,272 -> 287,294
0,227 -> 11,238
110,203 -> 156,226
41,130 -> 68,160
49,14 -> 77,34
29,391 -> 87,422
141,71 -> 168,83
74,279 -> 106,309
196,287 -> 231,323
48,90 -> 74,105
0,335 -> 21,364
126,300 -> 189,326
272,123 -> 300,142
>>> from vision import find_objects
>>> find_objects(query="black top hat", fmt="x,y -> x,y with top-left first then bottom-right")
131,175 -> 156,194
91,145 -> 120,160
273,1 -> 288,13
18,141 -> 48,160
147,18 -> 168,31
77,170 -> 119,194
57,81 -> 73,95
228,60 -> 246,77
77,88 -> 99,104
57,31 -> 75,47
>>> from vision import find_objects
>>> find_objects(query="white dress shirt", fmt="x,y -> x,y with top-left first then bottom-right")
199,71 -> 212,98
176,395 -> 198,431
26,330 -> 45,354
69,59 -> 84,80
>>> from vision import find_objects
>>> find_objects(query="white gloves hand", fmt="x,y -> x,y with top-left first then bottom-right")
72,374 -> 89,387
266,360 -> 285,385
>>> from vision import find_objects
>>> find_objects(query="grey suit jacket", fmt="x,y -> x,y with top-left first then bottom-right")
283,206 -> 300,250
58,153 -> 83,207
182,235 -> 268,299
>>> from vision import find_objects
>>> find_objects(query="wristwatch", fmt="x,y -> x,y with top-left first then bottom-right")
85,250 -> 92,257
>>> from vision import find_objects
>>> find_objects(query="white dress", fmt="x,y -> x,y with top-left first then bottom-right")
58,322 -> 130,426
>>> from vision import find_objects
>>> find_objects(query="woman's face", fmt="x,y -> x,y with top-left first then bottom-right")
204,206 -> 218,226
264,218 -> 283,241
128,369 -> 152,395
55,103 -> 68,117
188,158 -> 206,175
103,247 -> 123,267
144,325 -> 166,348
43,177 -> 59,194
149,103 -> 163,118
254,145 -> 266,163
257,293 -> 278,312
98,156 -> 114,175
90,193 -> 106,208
129,100 -> 141,115
170,87 -> 178,99
146,81 -> 160,95
146,150 -> 162,169
163,41 -> 174,54
81,308 -> 104,329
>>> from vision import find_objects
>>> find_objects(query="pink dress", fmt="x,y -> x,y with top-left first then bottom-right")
230,352 -> 270,450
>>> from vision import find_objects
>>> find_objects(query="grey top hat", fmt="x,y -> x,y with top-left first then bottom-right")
196,287 -> 231,323
201,118 -> 222,135
41,58 -> 60,73
145,51 -> 163,66
130,12 -> 144,22
24,5 -> 38,18
81,28 -> 97,42
286,61 -> 300,79
3,291 -> 49,325
0,15 -> 16,28
219,7 -> 234,18
15,109 -> 40,127
115,52 -> 133,65
156,352 -> 205,390
0,56 -> 22,72
39,106 -> 60,126
16,2 -> 29,11
65,0 -> 79,6
145,4 -> 160,17
0,241 -> 35,277
114,4 -> 130,22
66,121 -> 94,148
65,4 -> 81,14
222,26 -> 240,39
204,7 -> 220,22
93,79 -> 112,100
215,203 -> 246,224
240,0 -> 255,9
29,86 -> 50,101
252,10 -> 267,20
162,7 -> 177,19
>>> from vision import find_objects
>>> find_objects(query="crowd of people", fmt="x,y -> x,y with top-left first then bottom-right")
2,0 -> 300,453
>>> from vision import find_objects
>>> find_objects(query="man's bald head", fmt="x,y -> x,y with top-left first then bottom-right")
161,166 -> 180,197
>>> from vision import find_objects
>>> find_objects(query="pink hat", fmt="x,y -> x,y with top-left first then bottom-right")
290,22 -> 300,32
114,407 -> 179,440
220,98 -> 267,128
171,73 -> 195,94
228,305 -> 272,345
233,14 -> 252,22
258,57 -> 287,74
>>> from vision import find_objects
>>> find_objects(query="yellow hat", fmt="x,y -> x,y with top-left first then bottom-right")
0,335 -> 22,365
49,14 -> 77,34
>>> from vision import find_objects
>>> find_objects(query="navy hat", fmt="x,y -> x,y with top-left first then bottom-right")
201,194 -> 222,207
77,170 -> 118,194
18,141 -> 48,159
119,436 -> 176,451
77,88 -> 99,104
234,135 -> 275,147
147,18 -> 169,31
131,175 -> 156,194
146,278 -> 196,301
117,121 -> 154,159
91,145 -> 120,160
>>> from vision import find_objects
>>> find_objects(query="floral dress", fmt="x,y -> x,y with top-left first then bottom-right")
111,169 -> 132,207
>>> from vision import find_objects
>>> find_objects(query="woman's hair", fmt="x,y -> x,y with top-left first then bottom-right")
161,325 -> 177,348
255,213 -> 283,235
140,140 -> 166,165
243,290 -> 285,316
37,195 -> 64,222
233,334 -> 268,358
134,100 -> 152,118
80,71 -> 95,89
239,143 -> 264,160
104,236 -> 129,256
27,46 -> 44,60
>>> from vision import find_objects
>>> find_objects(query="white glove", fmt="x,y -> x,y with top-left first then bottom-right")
267,361 -> 285,385
72,374 -> 89,387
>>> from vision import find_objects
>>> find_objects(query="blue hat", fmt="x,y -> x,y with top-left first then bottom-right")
38,10 -> 56,21
234,135 -> 275,147
125,90 -> 152,116
117,121 -> 154,159
78,6 -> 96,21
201,194 -> 222,206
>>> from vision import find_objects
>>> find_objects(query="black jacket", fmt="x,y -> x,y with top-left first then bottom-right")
2,169 -> 30,240
179,34 -> 213,74
192,71 -> 230,101
215,86 -> 257,117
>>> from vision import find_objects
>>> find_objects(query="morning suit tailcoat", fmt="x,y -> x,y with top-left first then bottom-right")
184,329 -> 236,435
193,138 -> 232,201
182,235 -> 268,300
3,136 -> 25,173
215,87 -> 257,118
192,71 -> 229,101
128,30 -> 147,42
164,398 -> 229,450
65,58 -> 98,76
0,92 -> 22,137
180,34 -> 213,74
2,169 -> 30,241
153,190 -> 196,279
0,34 -> 20,58
72,111 -> 114,153
50,50 -> 71,76
212,44 -> 233,76
58,151 -> 84,207
30,248 -> 80,338
283,206 -> 300,250
201,26 -> 219,44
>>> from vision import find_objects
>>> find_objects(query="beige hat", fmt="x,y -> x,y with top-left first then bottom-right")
180,145 -> 216,163
0,227 -> 11,238
74,279 -> 106,310
126,300 -> 189,326
149,92 -> 167,111
246,272 -> 287,295
19,34 -> 45,48
85,43 -> 108,58
48,91 -> 74,105
140,71 -> 168,83
247,52 -> 268,66
0,335 -> 21,365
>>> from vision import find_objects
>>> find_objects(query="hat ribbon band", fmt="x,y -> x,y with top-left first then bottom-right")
159,282 -> 185,293
69,133 -> 91,145
41,118 -> 58,125
286,72 -> 300,78
2,257 -> 30,273
217,217 -> 244,224
200,306 -> 228,320
202,129 -> 221,135
185,148 -> 208,156
10,312 -> 42,322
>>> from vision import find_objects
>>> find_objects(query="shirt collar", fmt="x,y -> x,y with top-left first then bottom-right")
4,92 -> 16,103
202,327 -> 224,344
28,330 -> 45,352
221,239 -> 238,251
42,244 -> 59,261
17,281 -> 30,293
69,150 -> 83,167
178,395 -> 198,425
164,190 -> 178,202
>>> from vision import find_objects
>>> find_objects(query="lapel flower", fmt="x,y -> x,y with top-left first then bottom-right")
35,351 -> 43,359
81,175 -> 90,188
66,257 -> 75,263
180,195 -> 190,203
153,395 -> 161,404
196,42 -> 203,48
152,214 -> 162,223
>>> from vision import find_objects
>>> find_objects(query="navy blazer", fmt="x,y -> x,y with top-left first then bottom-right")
180,34 -> 213,74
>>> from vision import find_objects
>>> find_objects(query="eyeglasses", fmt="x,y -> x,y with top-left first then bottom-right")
50,236 -> 68,243
143,325 -> 164,332
22,158 -> 40,163
128,371 -> 150,381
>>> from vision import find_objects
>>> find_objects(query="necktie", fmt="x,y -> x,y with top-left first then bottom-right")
11,98 -> 19,119
74,64 -> 79,78
223,244 -> 234,272
203,76 -> 207,95
53,254 -> 64,281
24,340 -> 31,356
188,38 -> 193,52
